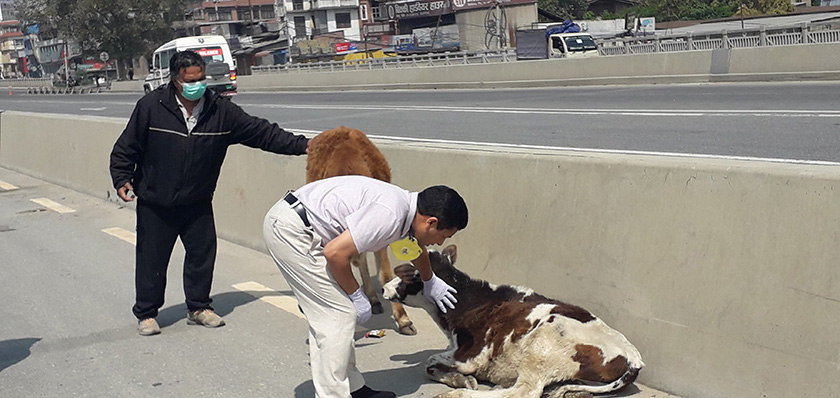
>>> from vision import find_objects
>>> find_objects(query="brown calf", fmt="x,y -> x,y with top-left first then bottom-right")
306,126 -> 417,335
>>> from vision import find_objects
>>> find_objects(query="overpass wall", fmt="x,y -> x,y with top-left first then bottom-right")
1,111 -> 838,398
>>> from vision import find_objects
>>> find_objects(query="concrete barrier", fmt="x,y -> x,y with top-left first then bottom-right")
235,43 -> 840,91
1,111 -> 839,398
107,43 -> 840,93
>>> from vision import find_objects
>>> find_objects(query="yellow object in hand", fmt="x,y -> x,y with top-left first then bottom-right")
390,236 -> 422,261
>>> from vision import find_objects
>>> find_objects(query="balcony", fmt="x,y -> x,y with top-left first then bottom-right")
313,0 -> 358,8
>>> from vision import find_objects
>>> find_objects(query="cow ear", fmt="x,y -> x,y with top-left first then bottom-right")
443,244 -> 457,265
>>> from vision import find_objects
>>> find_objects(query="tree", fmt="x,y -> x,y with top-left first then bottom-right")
538,0 -> 589,21
16,0 -> 184,78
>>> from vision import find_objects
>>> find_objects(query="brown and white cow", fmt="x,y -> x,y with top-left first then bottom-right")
306,126 -> 417,335
382,245 -> 644,398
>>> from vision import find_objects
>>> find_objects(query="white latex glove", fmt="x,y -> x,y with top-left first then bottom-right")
349,287 -> 372,325
422,273 -> 458,313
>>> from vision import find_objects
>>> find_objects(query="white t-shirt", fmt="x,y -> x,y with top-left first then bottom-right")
294,175 -> 418,253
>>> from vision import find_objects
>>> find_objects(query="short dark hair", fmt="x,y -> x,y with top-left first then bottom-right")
169,50 -> 205,80
417,185 -> 468,231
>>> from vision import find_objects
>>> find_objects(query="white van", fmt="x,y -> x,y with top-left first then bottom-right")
143,35 -> 237,95
548,33 -> 600,59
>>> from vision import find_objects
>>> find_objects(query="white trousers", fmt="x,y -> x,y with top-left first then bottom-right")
263,199 -> 365,398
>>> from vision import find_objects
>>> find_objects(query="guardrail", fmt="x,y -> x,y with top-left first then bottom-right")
599,21 -> 840,55
253,21 -> 840,74
253,49 -> 518,74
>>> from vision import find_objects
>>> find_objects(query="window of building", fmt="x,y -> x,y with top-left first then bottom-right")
261,7 -> 275,19
371,6 -> 380,21
336,12 -> 351,28
218,9 -> 233,21
359,4 -> 368,21
293,0 -> 304,11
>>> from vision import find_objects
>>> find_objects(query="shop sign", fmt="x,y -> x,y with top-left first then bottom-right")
451,0 -> 536,11
386,0 -> 452,20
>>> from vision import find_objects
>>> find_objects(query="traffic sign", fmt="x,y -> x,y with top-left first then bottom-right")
99,51 -> 109,62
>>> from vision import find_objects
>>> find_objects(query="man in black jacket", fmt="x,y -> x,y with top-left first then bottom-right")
110,50 -> 309,336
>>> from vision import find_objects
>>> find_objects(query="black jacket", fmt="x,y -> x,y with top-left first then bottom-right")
110,82 -> 309,207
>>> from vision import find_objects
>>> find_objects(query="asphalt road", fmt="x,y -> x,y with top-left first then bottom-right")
0,166 -> 678,398
2,81 -> 840,163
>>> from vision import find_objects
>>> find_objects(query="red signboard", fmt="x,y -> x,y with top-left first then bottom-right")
195,47 -> 223,57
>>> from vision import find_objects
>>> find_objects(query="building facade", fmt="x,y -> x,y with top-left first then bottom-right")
0,0 -> 18,21
0,20 -> 23,77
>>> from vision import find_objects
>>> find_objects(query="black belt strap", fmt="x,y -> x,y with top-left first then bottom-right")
283,192 -> 310,227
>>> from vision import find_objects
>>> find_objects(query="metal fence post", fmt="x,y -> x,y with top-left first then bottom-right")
722,29 -> 729,48
801,22 -> 809,44
686,33 -> 693,51
759,26 -> 767,46
655,36 -> 661,52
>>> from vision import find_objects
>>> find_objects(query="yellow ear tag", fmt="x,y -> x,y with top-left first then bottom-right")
390,236 -> 422,261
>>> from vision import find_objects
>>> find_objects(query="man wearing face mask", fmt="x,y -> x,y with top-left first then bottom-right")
109,50 -> 309,336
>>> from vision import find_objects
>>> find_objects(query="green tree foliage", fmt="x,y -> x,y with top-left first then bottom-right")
16,0 -> 184,74
598,0 -> 793,22
538,0 -> 589,21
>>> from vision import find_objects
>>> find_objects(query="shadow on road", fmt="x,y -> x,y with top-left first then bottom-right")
292,349 -> 446,398
0,337 -> 41,373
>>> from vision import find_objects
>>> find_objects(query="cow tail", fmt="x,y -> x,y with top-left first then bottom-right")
546,366 -> 641,397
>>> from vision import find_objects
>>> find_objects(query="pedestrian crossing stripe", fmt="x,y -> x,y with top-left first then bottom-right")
31,197 -> 76,213
102,227 -> 136,245
232,281 -> 305,319
0,180 -> 19,191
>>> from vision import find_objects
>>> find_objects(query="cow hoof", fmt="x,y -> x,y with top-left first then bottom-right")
464,375 -> 478,390
397,322 -> 417,335
371,302 -> 384,314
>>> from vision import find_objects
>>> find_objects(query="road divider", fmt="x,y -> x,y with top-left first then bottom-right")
1,110 -> 839,398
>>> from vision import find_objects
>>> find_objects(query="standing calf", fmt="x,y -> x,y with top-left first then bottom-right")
306,126 -> 417,335
383,245 -> 644,398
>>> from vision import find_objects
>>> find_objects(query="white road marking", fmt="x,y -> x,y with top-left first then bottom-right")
80,107 -> 107,111
244,103 -> 840,118
102,227 -> 136,245
0,180 -> 19,191
232,281 -> 305,319
30,197 -> 76,213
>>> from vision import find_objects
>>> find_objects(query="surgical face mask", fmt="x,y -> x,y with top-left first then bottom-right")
179,80 -> 206,100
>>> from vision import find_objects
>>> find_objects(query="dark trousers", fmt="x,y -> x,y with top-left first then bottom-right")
133,199 -> 217,320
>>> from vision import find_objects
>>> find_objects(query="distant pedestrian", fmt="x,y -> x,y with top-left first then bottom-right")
109,50 -> 309,336
128,67 -> 134,80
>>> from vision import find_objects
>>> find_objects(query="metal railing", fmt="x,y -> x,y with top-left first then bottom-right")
252,21 -> 840,74
598,21 -> 840,55
253,48 -> 518,74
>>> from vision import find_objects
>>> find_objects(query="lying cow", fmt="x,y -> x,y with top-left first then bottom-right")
382,245 -> 644,398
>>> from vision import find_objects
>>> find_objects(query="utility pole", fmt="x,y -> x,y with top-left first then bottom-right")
63,41 -> 69,88
248,0 -> 255,36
